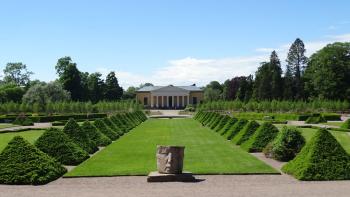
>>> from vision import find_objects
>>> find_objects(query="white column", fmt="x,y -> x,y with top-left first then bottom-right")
156,96 -> 159,108
172,96 -> 174,107
176,96 -> 179,108
150,95 -> 153,108
187,95 -> 190,106
162,96 -> 164,107
182,96 -> 184,108
167,96 -> 168,107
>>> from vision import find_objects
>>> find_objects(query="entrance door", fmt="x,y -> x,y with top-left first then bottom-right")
168,96 -> 173,108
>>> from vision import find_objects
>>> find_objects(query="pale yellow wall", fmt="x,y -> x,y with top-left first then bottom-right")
136,92 -> 151,107
189,92 -> 204,105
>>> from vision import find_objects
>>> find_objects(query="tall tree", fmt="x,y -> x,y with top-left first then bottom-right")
55,57 -> 83,101
105,71 -> 123,100
283,66 -> 294,100
304,42 -> 350,100
269,51 -> 283,99
87,72 -> 105,103
236,75 -> 254,101
286,38 -> 308,99
3,63 -> 33,86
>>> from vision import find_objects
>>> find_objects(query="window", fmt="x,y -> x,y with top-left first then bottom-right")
143,97 -> 148,106
193,97 -> 198,105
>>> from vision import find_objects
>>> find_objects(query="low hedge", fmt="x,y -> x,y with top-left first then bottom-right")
12,116 -> 34,126
0,136 -> 67,185
264,126 -> 305,162
282,128 -> 350,180
35,128 -> 89,165
0,113 -> 107,123
63,119 -> 98,154
305,115 -> 327,124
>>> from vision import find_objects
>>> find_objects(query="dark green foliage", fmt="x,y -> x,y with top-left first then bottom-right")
282,129 -> 350,180
207,113 -> 220,128
305,114 -> 326,124
241,122 -> 279,152
225,119 -> 248,140
265,127 -> 305,161
63,118 -> 98,154
341,119 -> 350,129
210,114 -> 224,129
81,121 -> 111,146
93,119 -> 119,140
0,136 -> 67,185
110,115 -> 128,132
102,118 -> 123,136
13,116 -> 34,126
219,117 -> 238,135
214,115 -> 230,132
233,120 -> 260,145
322,113 -> 341,121
35,128 -> 89,165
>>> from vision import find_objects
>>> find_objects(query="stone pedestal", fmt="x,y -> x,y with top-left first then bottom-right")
148,145 -> 196,182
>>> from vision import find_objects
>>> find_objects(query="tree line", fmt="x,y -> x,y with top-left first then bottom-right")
204,39 -> 350,102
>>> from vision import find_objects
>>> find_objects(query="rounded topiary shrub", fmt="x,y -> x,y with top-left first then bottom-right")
94,119 -> 119,140
265,126 -> 305,162
35,128 -> 89,165
81,120 -> 112,146
63,118 -> 98,154
341,119 -> 350,129
0,136 -> 67,185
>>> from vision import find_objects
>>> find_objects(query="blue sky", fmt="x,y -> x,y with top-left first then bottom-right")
0,0 -> 350,88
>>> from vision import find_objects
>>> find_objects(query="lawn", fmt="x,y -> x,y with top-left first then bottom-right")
0,123 -> 18,129
0,130 -> 45,152
66,118 -> 278,177
323,121 -> 343,127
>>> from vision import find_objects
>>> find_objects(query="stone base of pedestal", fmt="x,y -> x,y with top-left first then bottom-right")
147,171 -> 196,182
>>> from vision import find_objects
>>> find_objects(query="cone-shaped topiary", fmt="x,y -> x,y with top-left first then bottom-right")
35,128 -> 89,165
341,119 -> 350,129
94,119 -> 119,140
241,122 -> 279,152
214,115 -> 230,132
81,121 -> 112,146
0,136 -> 67,185
232,120 -> 260,145
210,114 -> 224,129
219,117 -> 238,135
264,126 -> 305,162
225,119 -> 248,140
63,118 -> 98,154
110,115 -> 128,133
103,118 -> 123,136
282,128 -> 350,180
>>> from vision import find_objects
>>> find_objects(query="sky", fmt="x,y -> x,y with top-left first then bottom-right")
0,0 -> 350,88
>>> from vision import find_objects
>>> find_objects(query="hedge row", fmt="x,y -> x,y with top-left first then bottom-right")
0,113 -> 107,123
0,110 -> 148,185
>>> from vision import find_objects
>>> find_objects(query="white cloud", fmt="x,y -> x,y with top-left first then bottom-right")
103,33 -> 350,88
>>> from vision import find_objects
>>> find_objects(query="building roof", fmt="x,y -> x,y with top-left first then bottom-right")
137,85 -> 203,92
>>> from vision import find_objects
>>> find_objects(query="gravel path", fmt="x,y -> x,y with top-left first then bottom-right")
0,123 -> 52,132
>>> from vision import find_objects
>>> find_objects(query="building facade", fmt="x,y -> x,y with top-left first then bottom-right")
136,85 -> 204,109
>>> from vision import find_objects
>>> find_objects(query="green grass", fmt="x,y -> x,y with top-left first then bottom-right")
323,122 -> 343,127
66,118 -> 277,177
299,128 -> 350,153
0,130 -> 45,152
0,123 -> 18,129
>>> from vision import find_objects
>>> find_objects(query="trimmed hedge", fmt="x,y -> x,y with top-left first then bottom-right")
305,115 -> 327,124
35,128 -> 89,165
81,121 -> 112,146
102,118 -> 123,136
214,115 -> 231,132
225,119 -> 248,140
232,120 -> 260,145
12,116 -> 34,126
282,128 -> 350,180
110,115 -> 128,132
63,119 -> 98,154
219,117 -> 238,135
264,126 -> 305,162
0,136 -> 67,185
93,119 -> 119,140
241,122 -> 279,152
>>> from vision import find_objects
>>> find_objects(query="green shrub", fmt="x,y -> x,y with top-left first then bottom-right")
35,128 -> 89,165
63,118 -> 98,154
305,115 -> 326,124
214,115 -> 230,132
184,104 -> 195,112
81,121 -> 112,146
322,113 -> 341,121
93,119 -> 119,140
282,128 -> 350,180
341,119 -> 350,129
51,120 -> 66,126
241,122 -> 279,152
210,114 -> 224,129
225,119 -> 248,140
264,127 -> 305,161
207,113 -> 220,128
219,117 -> 238,135
102,118 -> 123,136
12,115 -> 34,126
232,120 -> 260,145
0,136 -> 67,185
110,115 -> 128,133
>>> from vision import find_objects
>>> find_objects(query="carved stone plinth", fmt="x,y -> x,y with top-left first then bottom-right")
156,145 -> 184,174
147,171 -> 195,182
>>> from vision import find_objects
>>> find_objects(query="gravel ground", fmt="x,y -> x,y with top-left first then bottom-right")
1,175 -> 350,197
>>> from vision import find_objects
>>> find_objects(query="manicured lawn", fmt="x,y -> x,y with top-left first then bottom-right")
299,128 -> 350,153
0,130 -> 45,152
66,118 -> 278,177
323,121 -> 343,127
0,123 -> 18,129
